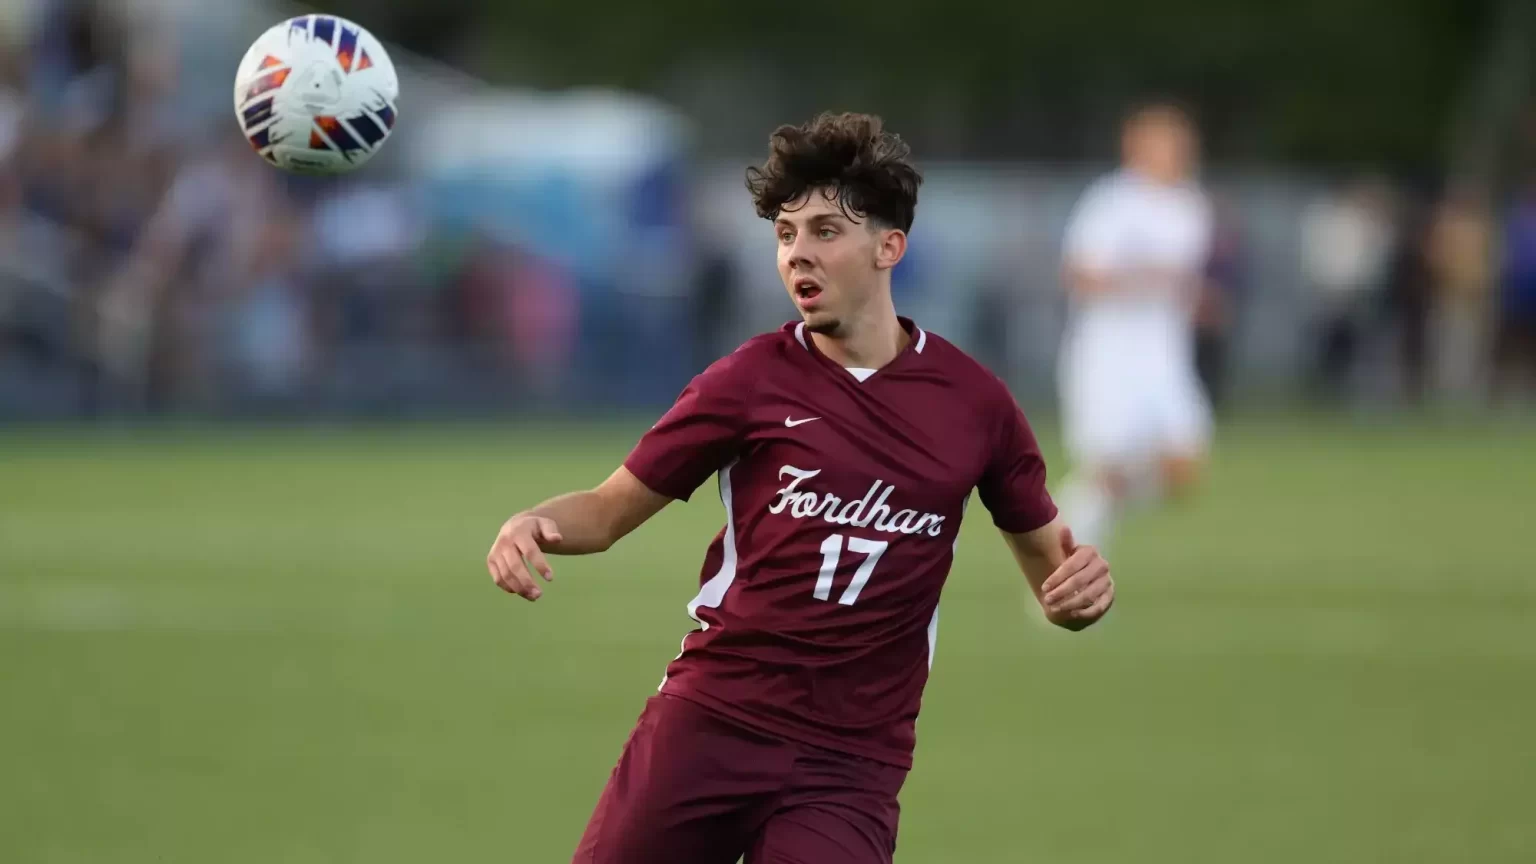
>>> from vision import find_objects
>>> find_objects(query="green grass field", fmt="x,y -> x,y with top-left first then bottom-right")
3,415 -> 1534,863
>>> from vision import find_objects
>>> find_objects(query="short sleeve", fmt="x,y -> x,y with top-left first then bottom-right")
976,392 -> 1057,534
623,353 -> 748,501
1062,181 -> 1122,272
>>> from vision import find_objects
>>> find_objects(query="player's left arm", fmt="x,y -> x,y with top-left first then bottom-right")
976,379 -> 1114,631
1001,521 -> 1113,631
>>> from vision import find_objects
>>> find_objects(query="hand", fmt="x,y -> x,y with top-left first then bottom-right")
1039,527 -> 1113,630
487,514 -> 563,601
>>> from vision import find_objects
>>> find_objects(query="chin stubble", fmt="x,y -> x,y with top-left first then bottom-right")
806,317 -> 842,336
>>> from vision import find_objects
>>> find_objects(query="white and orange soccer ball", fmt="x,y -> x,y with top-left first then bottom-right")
233,15 -> 399,175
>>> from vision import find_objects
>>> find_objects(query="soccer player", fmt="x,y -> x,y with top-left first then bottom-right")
486,112 -> 1114,864
1055,102 -> 1214,553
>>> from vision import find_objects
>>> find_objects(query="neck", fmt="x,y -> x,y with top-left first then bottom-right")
810,298 -> 908,369
1130,164 -> 1182,187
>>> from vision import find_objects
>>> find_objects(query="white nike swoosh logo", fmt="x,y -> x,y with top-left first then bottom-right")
784,416 -> 821,427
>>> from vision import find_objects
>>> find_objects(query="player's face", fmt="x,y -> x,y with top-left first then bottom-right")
774,188 -> 903,336
1125,114 -> 1197,184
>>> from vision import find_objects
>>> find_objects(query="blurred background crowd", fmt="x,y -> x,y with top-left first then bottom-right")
1,0 -> 1535,420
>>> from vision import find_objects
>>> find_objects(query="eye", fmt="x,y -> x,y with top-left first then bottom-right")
818,227 -> 837,240
778,229 -> 795,244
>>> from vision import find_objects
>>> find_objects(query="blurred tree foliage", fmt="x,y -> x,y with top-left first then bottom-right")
328,0 -> 1494,169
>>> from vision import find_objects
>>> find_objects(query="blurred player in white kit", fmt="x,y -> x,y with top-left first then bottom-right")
1055,102 -> 1213,551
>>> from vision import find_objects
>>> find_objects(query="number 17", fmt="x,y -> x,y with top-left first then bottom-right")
815,534 -> 888,606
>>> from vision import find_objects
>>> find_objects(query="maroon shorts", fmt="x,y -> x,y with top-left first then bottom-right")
573,694 -> 908,864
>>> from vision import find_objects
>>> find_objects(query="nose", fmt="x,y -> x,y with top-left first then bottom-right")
784,235 -> 814,270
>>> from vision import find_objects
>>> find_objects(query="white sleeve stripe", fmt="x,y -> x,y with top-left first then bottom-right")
659,460 -> 740,691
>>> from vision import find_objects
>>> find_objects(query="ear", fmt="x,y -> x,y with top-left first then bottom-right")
873,227 -> 907,272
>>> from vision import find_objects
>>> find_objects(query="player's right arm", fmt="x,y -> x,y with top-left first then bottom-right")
1063,264 -> 1111,297
487,344 -> 752,602
1061,180 -> 1180,299
487,466 -> 670,600
1062,180 -> 1122,299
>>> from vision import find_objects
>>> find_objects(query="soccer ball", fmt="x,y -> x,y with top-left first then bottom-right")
233,15 -> 399,175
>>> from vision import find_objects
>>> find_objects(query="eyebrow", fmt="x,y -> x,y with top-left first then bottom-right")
775,213 -> 847,230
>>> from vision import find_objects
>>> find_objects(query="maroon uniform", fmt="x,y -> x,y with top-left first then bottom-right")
575,318 -> 1056,864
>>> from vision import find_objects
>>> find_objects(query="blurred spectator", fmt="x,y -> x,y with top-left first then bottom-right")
1494,175 -> 1536,404
308,179 -> 435,411
0,45 -> 23,191
1196,194 -> 1245,408
1384,184 -> 1435,405
12,1 -> 188,415
0,43 -> 28,388
1299,176 -> 1396,403
453,228 -> 578,407
96,130 -> 303,412
27,0 -> 122,130
507,242 -> 579,405
690,243 -> 738,374
217,202 -> 309,411
1425,182 -> 1495,404
0,42 -> 27,259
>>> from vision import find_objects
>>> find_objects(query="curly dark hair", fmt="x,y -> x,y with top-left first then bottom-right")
746,112 -> 922,233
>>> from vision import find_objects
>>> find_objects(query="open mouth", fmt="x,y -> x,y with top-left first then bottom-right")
794,278 -> 823,304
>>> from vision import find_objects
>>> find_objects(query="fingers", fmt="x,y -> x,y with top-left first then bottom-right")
1055,582 -> 1114,625
1078,583 -> 1114,620
1062,578 -> 1112,611
516,534 -> 556,583
1052,577 -> 1108,614
1046,584 -> 1100,616
1041,547 -> 1111,619
1041,546 -> 1101,598
488,543 -> 542,600
487,517 -> 558,601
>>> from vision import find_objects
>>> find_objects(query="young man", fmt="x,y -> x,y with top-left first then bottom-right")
1055,102 -> 1214,553
486,112 -> 1114,864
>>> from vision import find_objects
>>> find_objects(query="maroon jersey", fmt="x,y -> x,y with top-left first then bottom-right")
623,318 -> 1057,769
